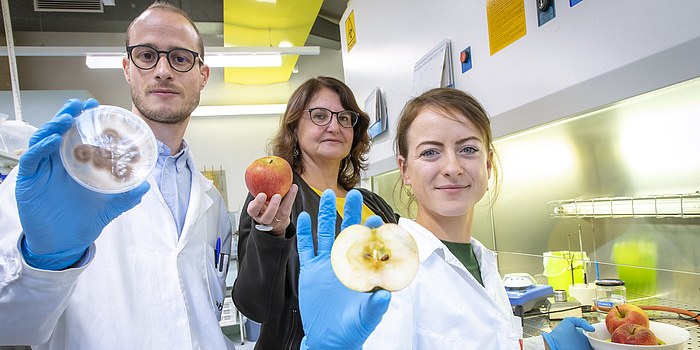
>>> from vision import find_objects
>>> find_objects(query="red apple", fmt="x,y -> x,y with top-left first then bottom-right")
245,156 -> 293,201
605,304 -> 650,335
610,323 -> 657,345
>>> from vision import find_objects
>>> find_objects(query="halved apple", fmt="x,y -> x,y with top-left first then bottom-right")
331,223 -> 419,292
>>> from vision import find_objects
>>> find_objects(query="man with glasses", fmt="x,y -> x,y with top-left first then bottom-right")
0,2 -> 235,349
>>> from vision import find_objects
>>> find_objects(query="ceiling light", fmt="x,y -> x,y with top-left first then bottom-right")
191,104 -> 287,117
85,55 -> 124,69
0,46 -> 319,69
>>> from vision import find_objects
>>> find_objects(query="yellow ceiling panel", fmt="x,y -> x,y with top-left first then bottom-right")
223,0 -> 323,84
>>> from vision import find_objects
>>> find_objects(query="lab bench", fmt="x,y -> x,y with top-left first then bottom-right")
522,297 -> 700,349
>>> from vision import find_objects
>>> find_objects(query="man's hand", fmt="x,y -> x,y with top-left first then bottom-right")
16,98 -> 149,270
297,189 -> 391,349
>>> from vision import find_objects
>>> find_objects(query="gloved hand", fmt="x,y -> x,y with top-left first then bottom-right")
542,317 -> 594,350
16,98 -> 150,270
297,189 -> 391,350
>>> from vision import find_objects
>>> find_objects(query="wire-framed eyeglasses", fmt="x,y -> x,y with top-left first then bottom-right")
126,45 -> 201,73
306,107 -> 359,128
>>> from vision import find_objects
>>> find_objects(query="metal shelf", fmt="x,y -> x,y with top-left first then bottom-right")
548,192 -> 700,218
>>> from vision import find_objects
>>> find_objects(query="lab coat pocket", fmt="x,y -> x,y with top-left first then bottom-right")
207,245 -> 229,318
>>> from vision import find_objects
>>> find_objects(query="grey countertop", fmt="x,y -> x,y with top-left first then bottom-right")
522,297 -> 700,349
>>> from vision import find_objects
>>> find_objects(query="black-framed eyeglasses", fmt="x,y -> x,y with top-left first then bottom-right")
126,45 -> 201,73
306,107 -> 359,128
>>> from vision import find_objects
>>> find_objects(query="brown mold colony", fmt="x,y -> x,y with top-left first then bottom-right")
72,129 -> 141,182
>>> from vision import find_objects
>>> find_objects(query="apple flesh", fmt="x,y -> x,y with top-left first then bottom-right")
610,323 -> 657,345
605,304 -> 649,334
331,223 -> 419,292
245,156 -> 293,201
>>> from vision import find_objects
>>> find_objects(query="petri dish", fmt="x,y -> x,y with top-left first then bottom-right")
60,105 -> 157,194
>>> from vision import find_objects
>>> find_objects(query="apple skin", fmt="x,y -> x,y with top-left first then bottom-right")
610,323 -> 657,345
244,156 -> 293,201
605,304 -> 649,334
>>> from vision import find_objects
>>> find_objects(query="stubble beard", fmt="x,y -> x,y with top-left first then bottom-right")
131,88 -> 200,125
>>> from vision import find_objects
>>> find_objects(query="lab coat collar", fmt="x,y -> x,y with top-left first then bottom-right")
398,218 -> 507,306
177,151 -> 214,246
398,217 -> 481,264
145,146 -> 215,247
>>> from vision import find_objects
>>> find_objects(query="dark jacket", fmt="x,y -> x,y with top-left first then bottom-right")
232,172 -> 398,350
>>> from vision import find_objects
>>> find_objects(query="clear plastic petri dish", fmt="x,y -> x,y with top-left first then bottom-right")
60,105 -> 157,194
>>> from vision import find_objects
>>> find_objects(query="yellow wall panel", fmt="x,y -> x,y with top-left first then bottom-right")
223,0 -> 323,84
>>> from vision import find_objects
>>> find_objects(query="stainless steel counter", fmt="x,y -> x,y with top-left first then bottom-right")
522,297 -> 700,349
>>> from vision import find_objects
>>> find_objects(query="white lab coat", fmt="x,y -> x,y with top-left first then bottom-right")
365,218 -> 544,350
0,152 -> 235,350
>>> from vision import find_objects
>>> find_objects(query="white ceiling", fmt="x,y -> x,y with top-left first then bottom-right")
1,0 -> 348,111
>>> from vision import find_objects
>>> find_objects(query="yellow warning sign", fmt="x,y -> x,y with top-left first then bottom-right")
345,10 -> 357,52
486,0 -> 527,55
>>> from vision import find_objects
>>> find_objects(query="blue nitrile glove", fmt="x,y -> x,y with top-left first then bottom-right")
15,99 -> 150,270
542,317 -> 594,350
297,189 -> 391,350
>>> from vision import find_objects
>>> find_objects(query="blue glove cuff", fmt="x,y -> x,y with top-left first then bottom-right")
541,331 -> 559,350
21,236 -> 87,270
300,336 -> 364,350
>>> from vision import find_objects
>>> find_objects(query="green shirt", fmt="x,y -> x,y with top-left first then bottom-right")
441,240 -> 484,287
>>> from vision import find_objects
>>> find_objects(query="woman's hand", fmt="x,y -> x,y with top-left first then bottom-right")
246,184 -> 298,236
297,189 -> 391,350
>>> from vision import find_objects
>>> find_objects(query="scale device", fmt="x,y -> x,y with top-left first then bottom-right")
503,273 -> 554,312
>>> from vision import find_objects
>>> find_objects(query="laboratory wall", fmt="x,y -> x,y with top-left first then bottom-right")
0,90 -> 92,126
340,0 -> 700,175
186,47 -> 346,217
341,0 -> 700,306
2,28 -> 345,219
478,77 -> 700,305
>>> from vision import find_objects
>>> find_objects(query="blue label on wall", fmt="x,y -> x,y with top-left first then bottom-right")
570,0 -> 583,6
461,47 -> 472,73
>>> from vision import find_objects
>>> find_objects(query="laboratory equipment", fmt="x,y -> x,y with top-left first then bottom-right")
546,289 -> 582,320
60,105 -> 157,194
503,273 -> 554,312
595,279 -> 626,320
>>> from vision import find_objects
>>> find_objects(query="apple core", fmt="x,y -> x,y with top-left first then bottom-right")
331,223 -> 419,292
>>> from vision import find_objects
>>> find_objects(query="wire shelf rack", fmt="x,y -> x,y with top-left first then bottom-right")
548,192 -> 700,218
